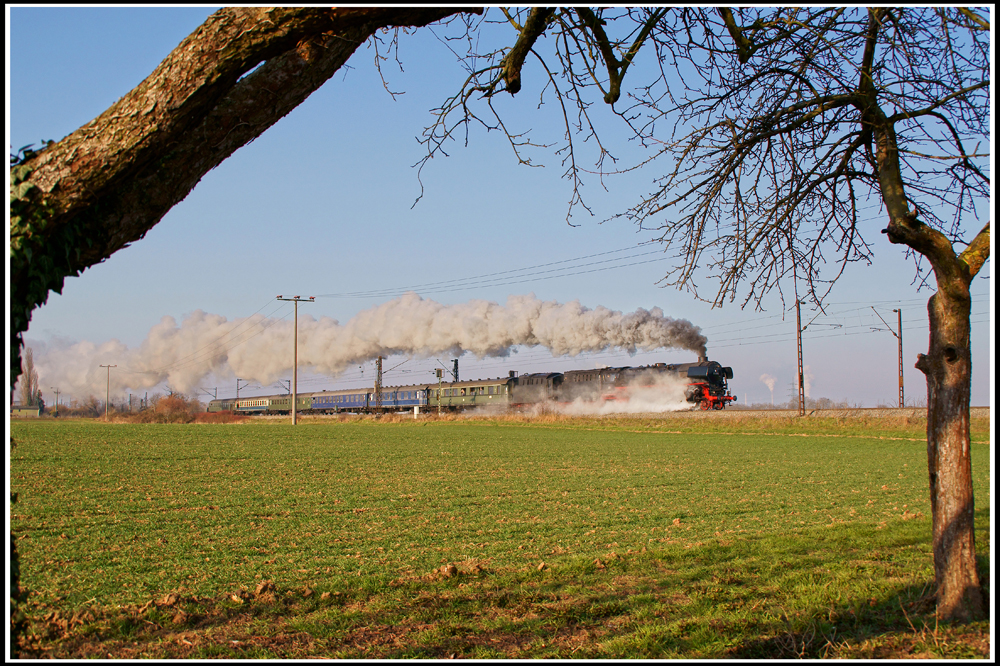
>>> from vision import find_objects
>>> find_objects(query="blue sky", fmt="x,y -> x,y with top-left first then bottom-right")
7,6 -> 993,408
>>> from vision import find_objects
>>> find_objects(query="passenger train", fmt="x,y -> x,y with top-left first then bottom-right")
207,358 -> 736,415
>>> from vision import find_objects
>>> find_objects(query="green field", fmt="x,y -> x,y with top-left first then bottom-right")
8,415 -> 992,658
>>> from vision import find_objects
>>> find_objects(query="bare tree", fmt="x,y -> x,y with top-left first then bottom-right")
629,7 -> 989,623
17,347 -> 40,407
417,7 -> 988,621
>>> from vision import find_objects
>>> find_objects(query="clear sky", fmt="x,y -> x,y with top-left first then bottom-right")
7,6 -> 993,408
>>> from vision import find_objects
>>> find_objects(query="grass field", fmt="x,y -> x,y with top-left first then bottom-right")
8,413 -> 992,658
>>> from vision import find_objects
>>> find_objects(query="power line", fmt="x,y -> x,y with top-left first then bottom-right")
313,243 -> 666,299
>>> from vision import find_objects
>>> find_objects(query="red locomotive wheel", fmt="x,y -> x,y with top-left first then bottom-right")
700,400 -> 711,411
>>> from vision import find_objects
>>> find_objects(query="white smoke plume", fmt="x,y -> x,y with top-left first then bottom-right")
30,293 -> 708,399
759,373 -> 776,404
556,373 -> 693,415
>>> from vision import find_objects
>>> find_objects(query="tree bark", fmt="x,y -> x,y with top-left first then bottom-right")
9,6 -> 472,386
916,282 -> 983,621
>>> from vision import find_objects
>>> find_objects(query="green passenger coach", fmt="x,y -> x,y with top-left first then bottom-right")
430,378 -> 514,411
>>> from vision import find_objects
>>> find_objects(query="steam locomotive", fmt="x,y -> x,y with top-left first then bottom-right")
207,357 -> 735,415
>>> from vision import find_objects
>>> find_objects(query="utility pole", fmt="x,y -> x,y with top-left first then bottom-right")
896,308 -> 904,408
871,307 -> 905,408
100,364 -> 116,420
436,368 -> 443,415
795,301 -> 805,416
236,379 -> 251,398
374,356 -> 383,413
276,295 -> 314,425
50,387 -> 60,417
197,387 -> 218,411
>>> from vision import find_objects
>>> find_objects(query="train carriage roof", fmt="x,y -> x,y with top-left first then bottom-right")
307,377 -> 516,399
431,377 -> 519,390
515,372 -> 562,380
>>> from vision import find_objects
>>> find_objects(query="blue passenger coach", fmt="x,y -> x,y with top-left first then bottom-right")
309,386 -> 430,413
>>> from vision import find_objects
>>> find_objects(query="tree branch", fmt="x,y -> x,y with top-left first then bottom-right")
717,7 -> 755,63
958,223 -> 991,277
502,7 -> 555,95
10,6 -> 474,385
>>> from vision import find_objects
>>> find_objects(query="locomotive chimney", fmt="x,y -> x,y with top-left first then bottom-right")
698,354 -> 708,363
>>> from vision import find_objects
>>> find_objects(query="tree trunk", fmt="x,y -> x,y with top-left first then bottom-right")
881,208 -> 988,623
916,282 -> 985,621
879,195 -> 987,624
861,11 -> 987,617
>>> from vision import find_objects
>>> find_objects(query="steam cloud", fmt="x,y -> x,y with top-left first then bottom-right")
28,293 -> 708,400
759,373 -> 776,404
555,373 -> 693,415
